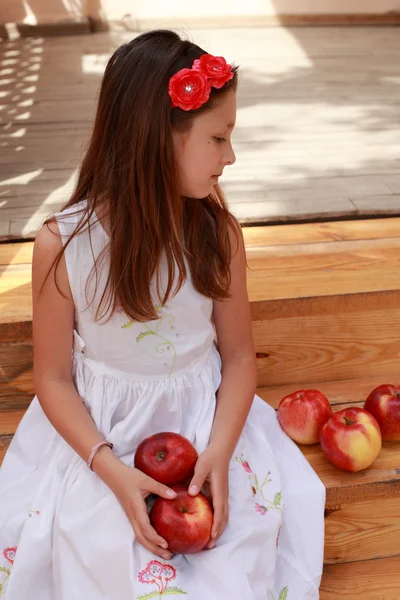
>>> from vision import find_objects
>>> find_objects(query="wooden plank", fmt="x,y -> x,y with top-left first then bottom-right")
253,296 -> 400,387
0,242 -> 34,266
324,498 -> 400,564
242,218 -> 400,248
257,375 -> 396,411
0,264 -> 32,326
3,228 -> 400,329
0,410 -> 26,435
247,240 -> 400,302
320,556 -> 400,600
0,435 -> 13,466
302,441 -> 400,507
0,340 -> 34,410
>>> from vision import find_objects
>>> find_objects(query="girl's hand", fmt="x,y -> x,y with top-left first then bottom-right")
106,462 -> 177,559
188,445 -> 230,549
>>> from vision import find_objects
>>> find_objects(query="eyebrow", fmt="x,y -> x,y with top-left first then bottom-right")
226,122 -> 235,130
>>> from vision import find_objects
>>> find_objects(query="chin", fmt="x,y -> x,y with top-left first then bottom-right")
187,190 -> 213,200
181,182 -> 216,199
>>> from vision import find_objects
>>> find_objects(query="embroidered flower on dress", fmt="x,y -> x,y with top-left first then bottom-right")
2,548 -> 16,565
236,456 -> 252,474
137,560 -> 187,598
236,454 -> 283,517
255,503 -> 268,516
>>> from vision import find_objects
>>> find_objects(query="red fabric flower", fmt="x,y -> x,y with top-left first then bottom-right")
168,68 -> 211,111
193,54 -> 233,89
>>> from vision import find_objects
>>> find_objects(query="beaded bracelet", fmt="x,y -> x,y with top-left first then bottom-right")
87,440 -> 114,471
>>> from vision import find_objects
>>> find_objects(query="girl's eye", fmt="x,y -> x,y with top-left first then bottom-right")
214,136 -> 226,143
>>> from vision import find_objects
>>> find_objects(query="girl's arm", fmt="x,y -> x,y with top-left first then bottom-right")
209,223 -> 257,458
32,221 -> 119,479
32,221 -> 176,559
188,223 -> 257,547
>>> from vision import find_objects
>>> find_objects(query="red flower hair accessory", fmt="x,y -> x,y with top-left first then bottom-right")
169,54 -> 233,111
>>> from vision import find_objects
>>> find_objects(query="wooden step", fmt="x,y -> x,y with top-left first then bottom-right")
2,218 -> 400,385
320,556 -> 400,600
259,377 -> 400,507
2,378 -> 400,504
2,216 -> 400,328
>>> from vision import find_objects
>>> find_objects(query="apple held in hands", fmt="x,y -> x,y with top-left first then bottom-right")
320,407 -> 382,472
150,484 -> 213,554
134,432 -> 198,486
277,389 -> 333,444
364,384 -> 400,441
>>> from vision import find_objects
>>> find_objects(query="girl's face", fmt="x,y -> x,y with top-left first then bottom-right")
172,90 -> 237,199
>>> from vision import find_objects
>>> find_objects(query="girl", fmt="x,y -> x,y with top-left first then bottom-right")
0,30 -> 325,599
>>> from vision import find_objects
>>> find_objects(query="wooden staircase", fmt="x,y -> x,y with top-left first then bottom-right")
2,218 -> 400,598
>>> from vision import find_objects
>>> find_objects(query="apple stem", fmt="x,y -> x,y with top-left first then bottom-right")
343,417 -> 355,426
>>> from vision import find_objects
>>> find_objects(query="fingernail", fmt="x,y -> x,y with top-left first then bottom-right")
212,531 -> 218,539
166,489 -> 176,498
162,553 -> 171,560
189,485 -> 198,495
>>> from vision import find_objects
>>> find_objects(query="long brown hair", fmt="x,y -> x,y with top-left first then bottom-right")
51,29 -> 240,322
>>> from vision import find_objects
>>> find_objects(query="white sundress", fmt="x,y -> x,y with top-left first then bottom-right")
0,201 -> 325,600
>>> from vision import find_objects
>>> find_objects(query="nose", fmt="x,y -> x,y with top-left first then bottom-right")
224,142 -> 236,166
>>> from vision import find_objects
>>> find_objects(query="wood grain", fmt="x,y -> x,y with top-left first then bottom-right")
324,497 -> 400,564
301,441 -> 400,506
253,304 -> 400,387
0,243 -> 33,266
320,556 -> 400,600
242,218 -> 400,248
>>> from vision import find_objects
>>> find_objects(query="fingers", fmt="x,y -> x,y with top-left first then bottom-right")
131,495 -> 172,559
134,526 -> 172,560
138,471 -> 177,501
188,461 -> 209,496
207,476 -> 229,549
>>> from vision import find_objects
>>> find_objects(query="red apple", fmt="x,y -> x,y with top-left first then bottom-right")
150,484 -> 213,554
320,407 -> 382,472
363,384 -> 400,441
277,389 -> 333,444
134,432 -> 198,486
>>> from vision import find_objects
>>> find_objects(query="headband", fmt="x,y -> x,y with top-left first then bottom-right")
168,54 -> 234,111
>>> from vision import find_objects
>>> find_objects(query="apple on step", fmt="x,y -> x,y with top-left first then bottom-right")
363,384 -> 400,441
277,389 -> 333,444
320,407 -> 382,472
150,484 -> 213,554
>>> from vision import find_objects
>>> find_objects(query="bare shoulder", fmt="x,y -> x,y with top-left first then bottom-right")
32,219 -> 72,300
34,218 -> 63,255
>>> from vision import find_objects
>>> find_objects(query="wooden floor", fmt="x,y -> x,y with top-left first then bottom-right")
1,26 -> 400,239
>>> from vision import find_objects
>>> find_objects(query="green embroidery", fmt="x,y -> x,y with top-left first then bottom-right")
236,454 -> 283,515
271,586 -> 289,600
138,588 -> 187,599
0,566 -> 11,596
120,304 -> 178,376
